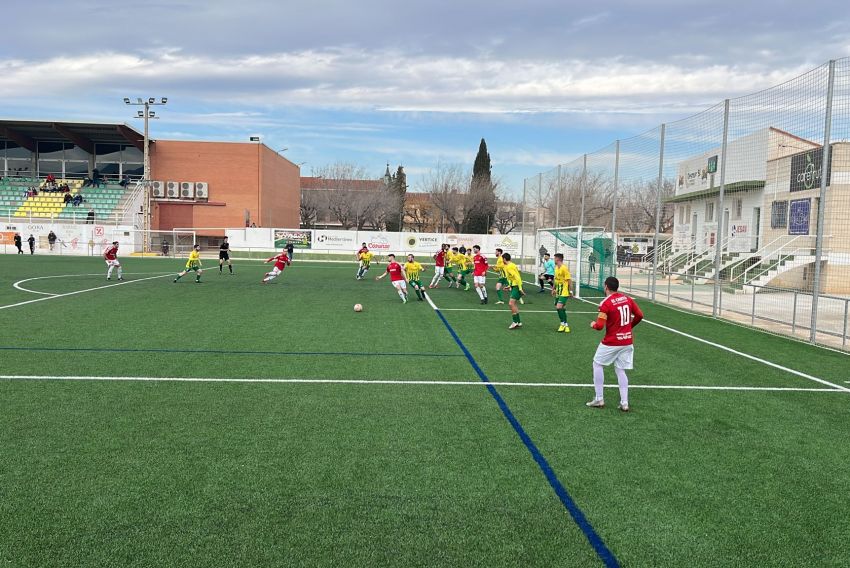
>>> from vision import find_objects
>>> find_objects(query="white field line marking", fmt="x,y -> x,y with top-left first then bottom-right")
439,308 -> 597,314
12,272 -> 168,296
567,294 -> 850,393
1,274 -> 173,311
0,375 -> 844,392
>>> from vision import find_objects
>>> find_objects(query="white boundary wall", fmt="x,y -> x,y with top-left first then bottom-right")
225,228 -> 532,258
1,221 -> 140,256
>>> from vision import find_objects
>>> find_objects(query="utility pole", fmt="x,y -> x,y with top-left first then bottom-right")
124,96 -> 167,253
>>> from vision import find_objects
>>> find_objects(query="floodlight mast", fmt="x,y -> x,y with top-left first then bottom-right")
124,96 -> 167,253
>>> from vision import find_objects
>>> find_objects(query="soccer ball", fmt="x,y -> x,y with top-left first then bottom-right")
353,304 -> 363,312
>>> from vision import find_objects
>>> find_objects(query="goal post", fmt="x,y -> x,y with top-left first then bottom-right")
535,226 -> 616,298
90,229 -> 196,257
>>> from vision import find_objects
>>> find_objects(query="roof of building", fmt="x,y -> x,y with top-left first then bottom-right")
300,176 -> 385,191
0,119 -> 145,152
665,180 -> 766,203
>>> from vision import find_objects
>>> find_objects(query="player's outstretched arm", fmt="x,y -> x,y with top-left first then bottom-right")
591,312 -> 607,330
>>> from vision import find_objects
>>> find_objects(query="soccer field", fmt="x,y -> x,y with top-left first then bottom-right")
1,255 -> 849,567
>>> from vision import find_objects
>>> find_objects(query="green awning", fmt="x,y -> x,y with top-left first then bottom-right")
665,180 -> 765,204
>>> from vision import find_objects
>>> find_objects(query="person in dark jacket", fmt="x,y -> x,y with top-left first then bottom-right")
14,233 -> 23,254
27,234 -> 35,254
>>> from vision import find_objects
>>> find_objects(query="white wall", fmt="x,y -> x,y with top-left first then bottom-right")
1,221 -> 139,255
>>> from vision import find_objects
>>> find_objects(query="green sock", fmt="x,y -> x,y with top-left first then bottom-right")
516,314 -> 521,323
175,274 -> 181,280
557,308 -> 566,323
497,289 -> 503,301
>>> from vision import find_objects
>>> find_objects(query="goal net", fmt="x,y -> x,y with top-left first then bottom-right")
88,229 -> 196,257
535,226 -> 616,297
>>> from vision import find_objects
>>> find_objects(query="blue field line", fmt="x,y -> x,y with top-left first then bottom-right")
0,345 -> 463,358
430,303 -> 620,568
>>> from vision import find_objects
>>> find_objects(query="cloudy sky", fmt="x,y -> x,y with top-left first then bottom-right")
2,0 -> 848,193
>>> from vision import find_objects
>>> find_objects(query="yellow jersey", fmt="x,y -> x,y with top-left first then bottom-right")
446,252 -> 458,267
186,250 -> 201,268
404,261 -> 424,280
359,251 -> 374,265
494,256 -> 506,277
502,262 -> 523,290
455,254 -> 470,270
554,264 -> 571,297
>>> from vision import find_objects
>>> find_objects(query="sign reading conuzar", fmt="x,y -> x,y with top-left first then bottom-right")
790,146 -> 832,192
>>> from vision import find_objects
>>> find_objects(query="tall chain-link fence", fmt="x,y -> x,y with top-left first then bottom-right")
522,58 -> 850,350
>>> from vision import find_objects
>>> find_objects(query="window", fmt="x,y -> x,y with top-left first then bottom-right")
735,198 -> 743,220
679,205 -> 686,224
771,201 -> 788,229
705,202 -> 715,222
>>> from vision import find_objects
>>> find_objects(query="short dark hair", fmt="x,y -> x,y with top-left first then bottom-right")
112,241 -> 119,245
502,252 -> 512,262
452,247 -> 459,251
473,245 -> 480,251
554,253 -> 564,260
544,253 -> 550,258
495,248 -> 503,254
605,276 -> 620,291
388,253 -> 395,258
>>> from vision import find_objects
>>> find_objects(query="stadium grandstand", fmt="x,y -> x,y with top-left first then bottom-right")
1,119 -> 301,239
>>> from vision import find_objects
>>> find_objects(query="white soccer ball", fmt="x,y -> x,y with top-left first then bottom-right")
354,303 -> 363,312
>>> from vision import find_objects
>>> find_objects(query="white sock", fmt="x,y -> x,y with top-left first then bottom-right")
482,287 -> 487,298
476,287 -> 484,300
398,290 -> 405,300
430,274 -> 439,286
117,267 -> 122,278
107,265 -> 113,278
615,367 -> 629,405
593,362 -> 605,400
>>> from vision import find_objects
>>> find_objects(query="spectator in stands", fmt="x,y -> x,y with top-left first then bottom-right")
63,192 -> 72,204
46,174 -> 56,189
61,183 -> 70,193
119,174 -> 130,188
72,194 -> 84,207
86,208 -> 95,224
82,176 -> 93,188
92,168 -> 102,188
47,231 -> 57,251
27,234 -> 35,254
14,233 -> 23,254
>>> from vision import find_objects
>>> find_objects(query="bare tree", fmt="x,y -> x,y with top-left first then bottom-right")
311,162 -> 384,229
404,198 -> 435,232
299,190 -> 319,229
615,179 -> 675,233
493,198 -> 521,234
419,163 -> 470,232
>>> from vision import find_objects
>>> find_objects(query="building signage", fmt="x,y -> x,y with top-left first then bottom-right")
707,155 -> 718,174
788,199 -> 811,235
790,146 -> 831,192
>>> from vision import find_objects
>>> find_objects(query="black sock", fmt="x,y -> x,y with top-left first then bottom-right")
229,265 -> 233,273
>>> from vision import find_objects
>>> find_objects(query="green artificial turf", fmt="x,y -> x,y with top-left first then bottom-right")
1,254 -> 849,567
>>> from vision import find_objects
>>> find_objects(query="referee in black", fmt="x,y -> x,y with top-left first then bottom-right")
219,236 -> 233,274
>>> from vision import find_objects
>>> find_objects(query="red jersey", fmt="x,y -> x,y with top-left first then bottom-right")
434,250 -> 445,267
593,293 -> 643,346
104,245 -> 118,260
268,253 -> 290,270
473,254 -> 489,276
386,262 -> 404,282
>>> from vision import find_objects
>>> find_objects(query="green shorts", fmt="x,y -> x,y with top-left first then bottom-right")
461,268 -> 472,276
510,288 -> 523,300
498,277 -> 509,286
185,263 -> 201,272
445,266 -> 454,274
409,279 -> 423,289
554,296 -> 569,306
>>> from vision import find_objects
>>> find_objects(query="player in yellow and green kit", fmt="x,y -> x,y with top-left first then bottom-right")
404,254 -> 426,301
501,253 -> 525,329
552,253 -> 572,333
356,248 -> 374,280
445,247 -> 459,288
174,244 -> 204,283
453,247 -> 472,291
492,248 -> 509,304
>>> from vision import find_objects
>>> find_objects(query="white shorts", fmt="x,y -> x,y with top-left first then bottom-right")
473,275 -> 486,285
593,344 -> 634,370
434,266 -> 445,277
268,266 -> 282,276
392,280 -> 407,290
105,259 -> 120,267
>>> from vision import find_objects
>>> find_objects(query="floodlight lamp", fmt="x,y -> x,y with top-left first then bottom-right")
149,111 -> 156,117
161,97 -> 167,104
148,97 -> 155,104
137,111 -> 144,117
123,97 -> 130,104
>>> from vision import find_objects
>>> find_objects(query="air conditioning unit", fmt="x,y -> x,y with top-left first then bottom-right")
195,182 -> 209,199
180,182 -> 195,199
151,181 -> 165,198
166,181 -> 179,198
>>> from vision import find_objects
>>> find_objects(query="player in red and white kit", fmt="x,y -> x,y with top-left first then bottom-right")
376,253 -> 408,303
471,245 -> 489,304
262,251 -> 290,283
103,241 -> 123,281
429,245 -> 447,288
587,276 -> 644,412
